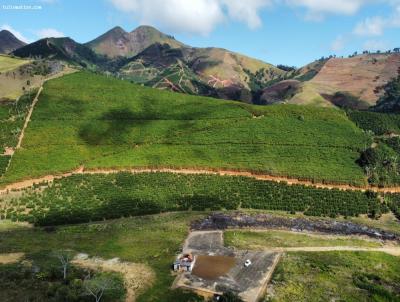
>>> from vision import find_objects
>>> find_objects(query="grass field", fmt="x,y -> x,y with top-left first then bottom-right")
224,230 -> 383,249
3,71 -> 370,185
0,55 -> 30,73
267,251 -> 400,302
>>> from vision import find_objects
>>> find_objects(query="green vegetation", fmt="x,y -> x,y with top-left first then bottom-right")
0,172 -> 388,226
0,255 -> 125,302
357,136 -> 400,186
0,88 -> 37,153
387,194 -> 400,221
0,155 -> 10,176
0,55 -> 30,73
266,252 -> 400,302
3,71 -> 370,185
224,230 -> 382,249
347,110 -> 400,135
373,72 -> 400,113
0,213 -> 204,302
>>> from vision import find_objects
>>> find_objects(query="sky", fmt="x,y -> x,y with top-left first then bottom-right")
1,0 -> 400,67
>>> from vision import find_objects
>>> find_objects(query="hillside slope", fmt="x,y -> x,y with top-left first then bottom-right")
0,30 -> 26,54
311,54 -> 400,105
3,71 -> 370,185
85,25 -> 184,58
260,54 -> 400,109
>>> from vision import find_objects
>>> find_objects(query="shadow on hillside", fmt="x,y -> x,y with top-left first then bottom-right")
79,108 -> 145,145
78,102 -> 220,146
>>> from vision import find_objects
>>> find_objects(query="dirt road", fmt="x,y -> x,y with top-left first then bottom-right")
3,166 -> 400,195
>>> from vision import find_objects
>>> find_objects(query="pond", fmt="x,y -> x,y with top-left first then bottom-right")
191,255 -> 236,280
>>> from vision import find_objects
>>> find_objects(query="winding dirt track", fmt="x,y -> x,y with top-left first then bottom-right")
3,166 -> 400,195
16,86 -> 43,149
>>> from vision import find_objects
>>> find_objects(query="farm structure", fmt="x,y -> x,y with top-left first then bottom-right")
172,231 -> 280,302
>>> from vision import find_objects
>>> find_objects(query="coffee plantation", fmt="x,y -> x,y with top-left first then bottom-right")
0,172 -> 389,226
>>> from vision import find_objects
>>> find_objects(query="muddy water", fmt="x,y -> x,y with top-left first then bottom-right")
192,255 -> 236,280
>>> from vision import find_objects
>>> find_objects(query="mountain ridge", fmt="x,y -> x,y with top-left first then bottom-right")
85,25 -> 185,58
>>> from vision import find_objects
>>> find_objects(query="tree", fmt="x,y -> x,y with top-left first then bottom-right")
83,275 -> 117,302
394,48 -> 400,53
55,251 -> 73,281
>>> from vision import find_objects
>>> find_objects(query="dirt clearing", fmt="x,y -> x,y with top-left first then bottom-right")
0,252 -> 24,264
72,253 -> 155,302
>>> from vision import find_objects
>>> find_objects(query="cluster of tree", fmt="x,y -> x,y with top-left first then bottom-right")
276,64 -> 296,72
357,137 -> 400,187
0,251 -> 125,302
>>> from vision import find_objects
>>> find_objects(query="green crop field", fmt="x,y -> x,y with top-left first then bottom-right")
0,172 -> 387,226
0,55 -> 30,73
224,230 -> 382,249
347,110 -> 400,135
268,252 -> 400,302
3,71 -> 370,185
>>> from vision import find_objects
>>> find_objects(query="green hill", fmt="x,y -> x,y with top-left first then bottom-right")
12,37 -> 104,69
3,71 -> 370,185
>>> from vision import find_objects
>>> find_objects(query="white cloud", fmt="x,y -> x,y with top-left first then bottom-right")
354,16 -> 386,36
36,28 -> 65,39
286,0 -> 368,15
109,0 -> 400,35
353,2 -> 400,37
221,0 -> 272,29
109,0 -> 271,35
331,35 -> 346,52
0,24 -> 30,43
363,39 -> 388,51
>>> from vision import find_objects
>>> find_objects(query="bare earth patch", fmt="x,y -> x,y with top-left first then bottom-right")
72,254 -> 155,302
0,252 -> 24,264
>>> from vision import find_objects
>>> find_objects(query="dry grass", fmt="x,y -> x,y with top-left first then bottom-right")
0,252 -> 24,264
72,254 -> 155,302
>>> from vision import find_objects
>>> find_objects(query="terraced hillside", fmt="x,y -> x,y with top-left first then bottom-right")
2,71 -> 370,185
120,43 -> 285,102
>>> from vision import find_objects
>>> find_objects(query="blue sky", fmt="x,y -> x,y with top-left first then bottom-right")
1,0 -> 400,66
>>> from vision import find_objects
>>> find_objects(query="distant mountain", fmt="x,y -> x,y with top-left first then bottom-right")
9,25 -> 286,102
0,30 -> 26,54
12,37 -> 106,68
85,25 -> 184,58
